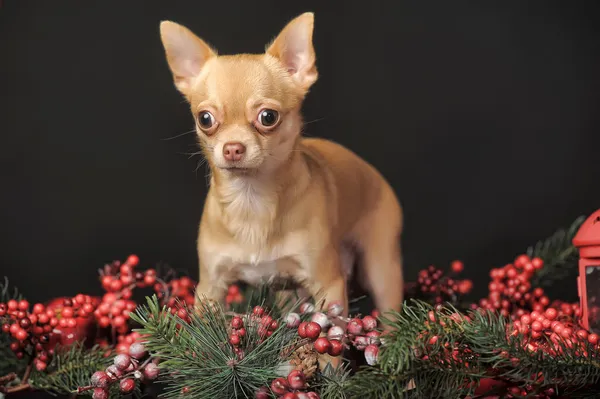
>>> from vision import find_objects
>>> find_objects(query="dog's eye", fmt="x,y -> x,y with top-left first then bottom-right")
258,109 -> 279,127
198,111 -> 215,129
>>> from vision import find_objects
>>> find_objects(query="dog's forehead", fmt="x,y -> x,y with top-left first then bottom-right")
194,55 -> 297,114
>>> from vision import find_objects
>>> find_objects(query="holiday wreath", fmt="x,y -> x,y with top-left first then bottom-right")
1,213 -> 600,398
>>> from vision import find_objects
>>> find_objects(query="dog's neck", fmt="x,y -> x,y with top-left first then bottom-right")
210,144 -> 310,246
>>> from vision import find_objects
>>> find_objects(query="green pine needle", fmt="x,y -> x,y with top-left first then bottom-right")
29,343 -> 112,396
130,295 -> 300,399
529,215 -> 585,287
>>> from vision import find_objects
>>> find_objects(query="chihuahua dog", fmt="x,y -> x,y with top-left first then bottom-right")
159,13 -> 403,330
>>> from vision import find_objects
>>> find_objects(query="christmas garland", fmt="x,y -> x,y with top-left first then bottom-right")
0,216 -> 594,399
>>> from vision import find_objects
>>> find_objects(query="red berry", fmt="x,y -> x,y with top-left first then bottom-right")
120,378 -> 135,393
304,322 -> 322,341
126,254 -> 139,266
110,279 -> 123,292
451,260 -> 464,273
531,321 -> 543,332
532,257 -> 543,269
544,308 -> 557,320
238,327 -> 246,337
253,306 -> 265,317
144,275 -> 156,286
589,334 -> 599,345
15,328 -> 27,341
307,393 -> 320,399
328,339 -> 344,356
229,333 -> 241,346
255,387 -> 270,399
287,369 -> 306,390
7,300 -> 18,310
231,316 -> 243,329
113,315 -> 126,328
18,300 -> 29,311
298,322 -> 308,338
228,285 -> 240,295
577,329 -> 589,341
282,393 -> 298,399
270,377 -> 289,395
347,318 -> 364,335
313,337 -> 331,354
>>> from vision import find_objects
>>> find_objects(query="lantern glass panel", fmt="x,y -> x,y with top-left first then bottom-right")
586,265 -> 600,333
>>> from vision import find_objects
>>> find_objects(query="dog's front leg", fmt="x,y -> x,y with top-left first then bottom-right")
305,247 -> 348,371
194,257 -> 228,313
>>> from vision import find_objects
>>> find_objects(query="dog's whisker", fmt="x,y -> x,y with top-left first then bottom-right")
161,129 -> 197,141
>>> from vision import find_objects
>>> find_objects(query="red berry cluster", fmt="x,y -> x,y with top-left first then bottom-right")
475,254 -> 548,318
84,342 -> 159,399
416,261 -> 473,304
1,295 -> 99,371
292,302 -> 382,366
227,305 -> 279,360
225,284 -> 244,307
509,307 -> 594,356
257,370 -> 320,399
164,276 -> 196,310
94,291 -> 137,334
414,311 -> 476,368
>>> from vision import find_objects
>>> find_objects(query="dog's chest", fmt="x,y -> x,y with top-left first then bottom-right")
216,232 -> 310,285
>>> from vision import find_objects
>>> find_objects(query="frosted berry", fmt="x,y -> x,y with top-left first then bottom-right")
91,371 -> 110,388
271,377 -> 289,395
92,388 -> 109,399
361,315 -> 377,332
347,318 -> 364,335
299,302 -> 315,314
113,354 -> 131,371
327,326 -> 345,341
327,301 -> 344,318
287,369 -> 306,390
129,342 -> 147,360
143,362 -> 159,380
285,312 -> 301,328
364,344 -> 379,365
310,312 -> 330,329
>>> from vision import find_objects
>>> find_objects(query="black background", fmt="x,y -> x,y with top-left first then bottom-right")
1,0 -> 599,308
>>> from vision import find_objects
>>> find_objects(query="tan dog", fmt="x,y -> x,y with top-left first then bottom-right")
159,13 -> 403,329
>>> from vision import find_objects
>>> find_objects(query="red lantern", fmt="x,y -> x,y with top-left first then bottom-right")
574,209 -> 600,333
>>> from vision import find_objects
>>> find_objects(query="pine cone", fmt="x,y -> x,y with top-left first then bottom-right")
289,343 -> 318,378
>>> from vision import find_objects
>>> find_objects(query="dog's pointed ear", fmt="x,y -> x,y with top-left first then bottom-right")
159,21 -> 216,95
266,12 -> 318,91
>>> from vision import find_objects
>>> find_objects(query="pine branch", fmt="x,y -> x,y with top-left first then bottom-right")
314,364 -> 352,399
130,295 -> 299,399
529,215 -> 585,288
28,343 -> 112,396
0,277 -> 26,378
